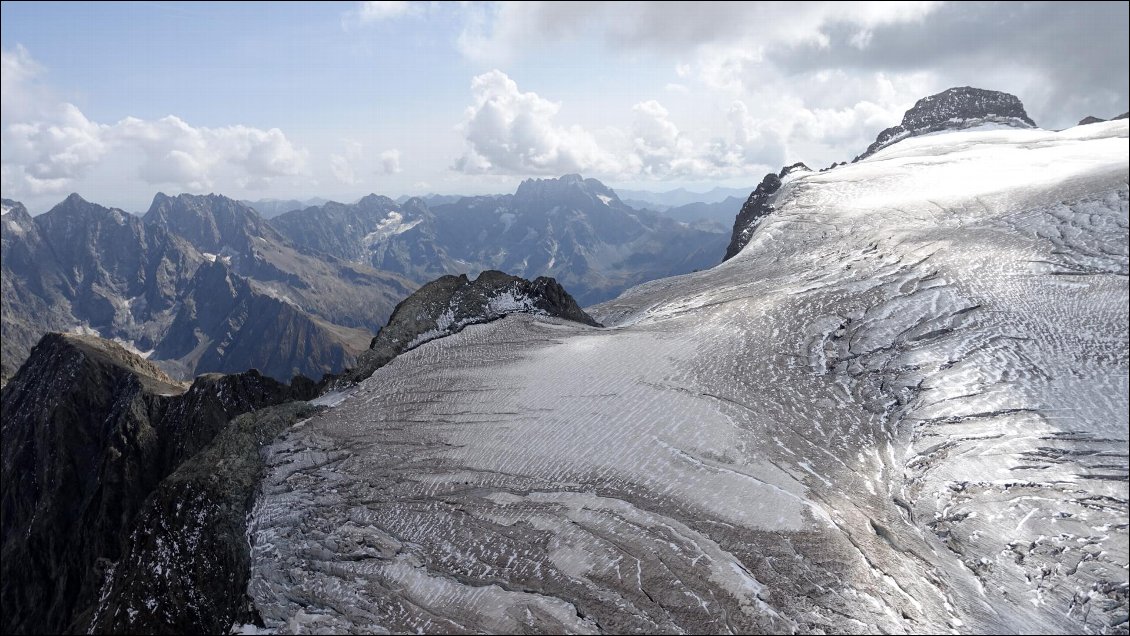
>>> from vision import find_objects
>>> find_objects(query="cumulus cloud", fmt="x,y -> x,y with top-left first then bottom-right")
454,70 -> 621,176
111,116 -> 306,190
451,0 -> 1128,172
1,46 -> 308,198
5,104 -> 108,190
380,149 -> 402,174
458,1 -> 1127,130
455,70 -> 778,181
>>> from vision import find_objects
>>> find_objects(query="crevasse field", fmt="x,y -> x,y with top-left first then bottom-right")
246,121 -> 1129,634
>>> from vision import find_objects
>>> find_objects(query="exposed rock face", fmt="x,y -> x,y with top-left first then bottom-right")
0,333 -> 316,635
344,270 -> 600,383
0,195 -> 203,383
1079,112 -> 1129,126
1,192 -> 411,382
854,86 -> 1036,162
154,259 -> 363,381
722,162 -> 811,262
88,401 -> 317,635
272,195 -> 458,284
142,193 -> 414,335
270,175 -> 728,306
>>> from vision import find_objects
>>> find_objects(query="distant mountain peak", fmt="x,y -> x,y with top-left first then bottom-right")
854,86 -> 1036,162
513,174 -> 619,209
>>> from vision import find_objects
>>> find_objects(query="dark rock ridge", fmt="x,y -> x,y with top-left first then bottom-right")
271,194 -> 457,284
239,197 -> 327,219
1,194 -> 203,383
722,163 -> 811,261
88,401 -> 316,634
854,87 -> 1036,162
344,270 -> 599,384
0,332 -> 316,635
270,175 -> 728,306
1079,111 -> 1129,126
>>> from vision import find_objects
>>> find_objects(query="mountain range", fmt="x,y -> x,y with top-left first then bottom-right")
4,178 -> 728,383
270,175 -> 728,306
1,193 -> 411,383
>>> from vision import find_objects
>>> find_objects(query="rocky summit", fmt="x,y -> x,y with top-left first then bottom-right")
343,269 -> 599,384
854,86 -> 1037,162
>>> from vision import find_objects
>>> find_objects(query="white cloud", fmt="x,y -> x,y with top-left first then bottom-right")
330,154 -> 357,184
380,149 -> 402,174
330,140 -> 364,184
454,70 -> 621,176
6,104 -> 107,182
348,1 -> 420,25
109,116 -> 306,190
455,70 -> 777,181
344,1 -> 430,28
2,46 -> 308,198
445,1 -> 956,175
629,100 -> 701,177
1,45 -> 46,122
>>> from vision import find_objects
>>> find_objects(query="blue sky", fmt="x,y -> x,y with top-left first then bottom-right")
3,1 -> 1127,212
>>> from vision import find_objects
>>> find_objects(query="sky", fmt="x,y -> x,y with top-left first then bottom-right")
1,1 -> 1127,213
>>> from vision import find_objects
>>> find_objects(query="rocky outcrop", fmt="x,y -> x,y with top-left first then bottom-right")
0,333 -> 316,635
88,401 -> 317,635
854,87 -> 1036,162
344,270 -> 599,383
1079,112 -> 1129,126
722,163 -> 811,262
0,195 -> 204,382
271,195 -> 458,284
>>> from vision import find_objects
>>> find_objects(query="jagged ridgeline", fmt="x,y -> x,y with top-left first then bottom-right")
269,174 -> 728,307
0,334 -> 318,634
2,176 -> 726,385
0,192 -> 413,384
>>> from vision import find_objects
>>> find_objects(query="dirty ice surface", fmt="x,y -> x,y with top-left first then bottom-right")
247,122 -> 1129,634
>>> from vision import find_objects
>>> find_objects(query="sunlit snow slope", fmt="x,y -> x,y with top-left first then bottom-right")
248,122 -> 1129,634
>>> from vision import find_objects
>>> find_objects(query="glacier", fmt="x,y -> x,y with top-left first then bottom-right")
245,121 -> 1129,634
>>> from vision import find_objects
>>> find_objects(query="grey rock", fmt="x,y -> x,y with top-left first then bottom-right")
0,332 -> 316,635
854,87 -> 1036,162
344,269 -> 599,384
722,162 -> 810,262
